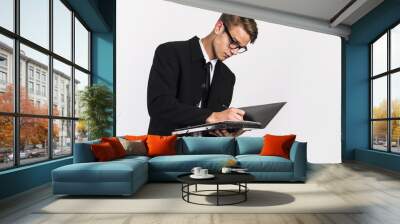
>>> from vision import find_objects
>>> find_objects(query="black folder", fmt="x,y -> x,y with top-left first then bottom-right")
172,102 -> 286,136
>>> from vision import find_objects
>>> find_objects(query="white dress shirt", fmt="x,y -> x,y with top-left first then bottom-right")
199,38 -> 218,83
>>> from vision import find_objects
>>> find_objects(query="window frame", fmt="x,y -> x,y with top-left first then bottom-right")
370,20 -> 400,154
0,0 -> 92,171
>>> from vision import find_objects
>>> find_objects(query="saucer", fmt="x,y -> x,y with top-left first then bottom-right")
190,174 -> 215,179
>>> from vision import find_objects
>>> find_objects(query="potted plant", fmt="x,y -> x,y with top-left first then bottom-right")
79,84 -> 113,140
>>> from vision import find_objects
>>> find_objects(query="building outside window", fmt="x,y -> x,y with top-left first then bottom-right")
0,71 -> 6,84
0,54 -> 7,89
28,81 -> 34,94
35,70 -> 40,81
41,73 -> 46,83
42,85 -> 46,97
0,54 -> 7,67
28,67 -> 34,80
0,0 -> 91,171
35,83 -> 40,95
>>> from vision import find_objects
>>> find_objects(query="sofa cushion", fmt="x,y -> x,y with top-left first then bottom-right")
91,142 -> 118,161
101,137 -> 127,158
235,137 -> 263,155
118,138 -> 147,156
115,155 -> 150,163
148,154 -> 235,172
124,135 -> 148,142
147,135 -> 177,157
52,158 -> 147,183
260,134 -> 296,159
179,137 -> 235,155
236,155 -> 293,172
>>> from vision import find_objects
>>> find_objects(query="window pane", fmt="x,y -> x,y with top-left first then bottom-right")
20,0 -> 49,49
74,69 -> 89,118
20,117 -> 49,165
391,120 -> 400,153
0,0 -> 13,31
0,34 -> 14,112
53,119 -> 72,157
372,77 -> 387,119
391,24 -> 400,70
372,33 -> 387,76
53,59 -> 72,117
392,72 -> 400,118
20,44 -> 49,115
372,121 -> 388,151
75,120 -> 88,143
53,0 -> 72,60
0,116 -> 13,170
75,18 -> 89,69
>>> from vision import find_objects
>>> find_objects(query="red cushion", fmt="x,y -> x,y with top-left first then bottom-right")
125,135 -> 148,142
101,137 -> 127,158
259,134 -> 296,159
146,135 -> 177,157
91,142 -> 118,161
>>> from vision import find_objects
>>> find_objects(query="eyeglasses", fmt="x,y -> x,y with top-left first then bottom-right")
223,23 -> 248,54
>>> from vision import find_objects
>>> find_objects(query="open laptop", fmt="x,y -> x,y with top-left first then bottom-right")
172,102 -> 286,136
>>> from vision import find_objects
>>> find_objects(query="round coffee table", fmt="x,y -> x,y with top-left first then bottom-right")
177,173 -> 255,206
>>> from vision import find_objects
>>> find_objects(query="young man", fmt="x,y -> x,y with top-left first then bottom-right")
147,14 -> 258,136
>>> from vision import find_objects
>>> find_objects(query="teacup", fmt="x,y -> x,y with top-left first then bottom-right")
191,167 -> 202,176
199,168 -> 208,176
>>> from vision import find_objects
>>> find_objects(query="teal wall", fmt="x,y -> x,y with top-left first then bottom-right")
343,0 -> 400,171
0,158 -> 72,199
92,0 -> 116,135
0,0 -> 116,200
91,32 -> 115,135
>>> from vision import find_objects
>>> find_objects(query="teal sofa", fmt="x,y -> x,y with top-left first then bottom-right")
52,137 -> 307,196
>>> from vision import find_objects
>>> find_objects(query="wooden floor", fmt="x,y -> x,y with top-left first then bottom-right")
1,162 -> 400,224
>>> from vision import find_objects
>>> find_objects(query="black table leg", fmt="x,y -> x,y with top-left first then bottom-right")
187,184 -> 190,202
216,184 -> 219,206
245,183 -> 247,201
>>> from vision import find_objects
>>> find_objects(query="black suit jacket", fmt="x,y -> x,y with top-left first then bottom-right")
147,36 -> 236,135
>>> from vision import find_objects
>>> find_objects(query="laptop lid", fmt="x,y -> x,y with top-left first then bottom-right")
239,102 -> 286,128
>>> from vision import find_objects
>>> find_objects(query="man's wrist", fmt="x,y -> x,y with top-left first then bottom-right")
206,112 -> 216,123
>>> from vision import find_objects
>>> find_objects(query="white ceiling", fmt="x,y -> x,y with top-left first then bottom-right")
165,0 -> 384,38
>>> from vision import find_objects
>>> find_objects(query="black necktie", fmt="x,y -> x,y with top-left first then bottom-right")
201,62 -> 211,108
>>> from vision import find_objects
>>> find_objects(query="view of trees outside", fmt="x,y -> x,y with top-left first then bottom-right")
0,115 -> 13,169
0,85 -> 61,168
0,0 -> 90,170
372,99 -> 400,152
372,29 -> 400,153
53,119 -> 72,158
0,43 -> 88,169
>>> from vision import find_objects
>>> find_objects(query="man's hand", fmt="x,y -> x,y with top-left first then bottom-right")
206,107 -> 245,124
209,129 -> 248,137
205,107 -> 246,137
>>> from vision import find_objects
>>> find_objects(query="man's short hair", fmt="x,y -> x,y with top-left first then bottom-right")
219,13 -> 258,44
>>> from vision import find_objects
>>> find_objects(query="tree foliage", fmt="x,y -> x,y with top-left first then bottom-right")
79,84 -> 113,140
373,99 -> 400,141
0,85 -> 59,150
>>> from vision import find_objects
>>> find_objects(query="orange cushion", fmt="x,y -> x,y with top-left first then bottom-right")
259,134 -> 296,159
101,137 -> 127,158
146,135 -> 177,157
125,135 -> 148,142
91,142 -> 118,161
